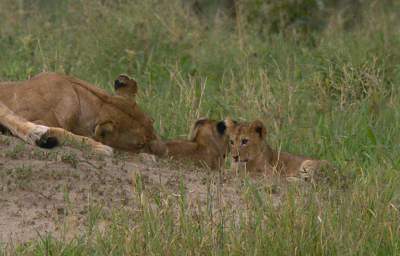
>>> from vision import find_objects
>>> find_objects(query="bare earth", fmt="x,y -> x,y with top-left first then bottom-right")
0,133 -> 285,244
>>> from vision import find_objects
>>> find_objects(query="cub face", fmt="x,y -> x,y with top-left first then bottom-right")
191,118 -> 229,157
225,118 -> 267,163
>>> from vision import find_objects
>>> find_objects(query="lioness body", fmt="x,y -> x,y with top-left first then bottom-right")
0,72 -> 164,155
166,118 -> 228,169
226,119 -> 327,178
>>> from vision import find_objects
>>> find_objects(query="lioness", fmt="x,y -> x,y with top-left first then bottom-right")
0,72 -> 165,156
225,118 -> 329,178
166,118 -> 229,169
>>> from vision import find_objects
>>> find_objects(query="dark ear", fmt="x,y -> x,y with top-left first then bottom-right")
216,121 -> 226,135
94,122 -> 114,140
114,74 -> 138,99
250,119 -> 266,138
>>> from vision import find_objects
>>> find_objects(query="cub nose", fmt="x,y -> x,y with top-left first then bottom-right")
233,155 -> 239,162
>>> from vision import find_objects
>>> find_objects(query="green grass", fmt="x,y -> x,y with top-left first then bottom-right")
1,0 -> 400,254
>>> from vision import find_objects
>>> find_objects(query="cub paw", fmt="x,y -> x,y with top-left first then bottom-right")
299,160 -> 332,182
299,160 -> 319,181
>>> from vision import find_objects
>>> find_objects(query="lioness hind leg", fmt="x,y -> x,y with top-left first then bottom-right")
44,127 -> 113,156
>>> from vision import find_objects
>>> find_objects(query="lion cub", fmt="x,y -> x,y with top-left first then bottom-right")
225,118 -> 329,179
114,74 -> 138,99
166,118 -> 229,169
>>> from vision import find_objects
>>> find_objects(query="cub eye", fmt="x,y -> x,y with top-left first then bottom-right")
241,139 -> 248,145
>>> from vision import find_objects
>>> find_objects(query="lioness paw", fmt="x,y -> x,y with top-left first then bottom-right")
35,135 -> 59,149
92,143 -> 113,156
29,125 -> 58,148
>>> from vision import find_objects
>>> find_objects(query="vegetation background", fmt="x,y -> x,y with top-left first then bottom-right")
1,0 -> 400,254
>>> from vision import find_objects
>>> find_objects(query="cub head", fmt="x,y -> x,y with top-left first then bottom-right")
225,118 -> 267,163
114,74 -> 138,99
190,118 -> 229,157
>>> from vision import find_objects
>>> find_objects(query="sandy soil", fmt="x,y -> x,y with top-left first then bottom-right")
0,133 -> 285,244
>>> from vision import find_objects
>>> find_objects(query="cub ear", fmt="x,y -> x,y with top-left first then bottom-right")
94,122 -> 114,140
224,117 -> 237,134
114,74 -> 138,99
250,119 -> 266,138
224,117 -> 237,128
190,117 -> 208,141
194,117 -> 208,128
216,121 -> 226,135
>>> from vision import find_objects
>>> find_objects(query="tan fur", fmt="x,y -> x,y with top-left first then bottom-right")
225,118 -> 328,178
114,74 -> 138,99
0,72 -> 165,156
166,118 -> 229,169
0,101 -> 113,155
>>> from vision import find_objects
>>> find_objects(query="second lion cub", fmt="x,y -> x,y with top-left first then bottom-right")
166,118 -> 229,169
225,118 -> 329,179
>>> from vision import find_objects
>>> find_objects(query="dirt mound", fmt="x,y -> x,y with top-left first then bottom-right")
0,134 -> 282,243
